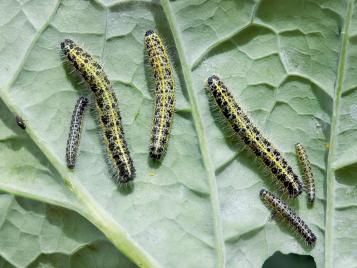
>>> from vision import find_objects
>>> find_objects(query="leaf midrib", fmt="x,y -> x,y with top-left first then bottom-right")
325,1 -> 353,268
2,0 -> 348,267
0,2 -> 161,268
159,1 -> 226,267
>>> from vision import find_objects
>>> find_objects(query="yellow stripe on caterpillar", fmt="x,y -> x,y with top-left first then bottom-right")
207,75 -> 303,197
61,39 -> 135,184
144,30 -> 175,161
296,143 -> 315,203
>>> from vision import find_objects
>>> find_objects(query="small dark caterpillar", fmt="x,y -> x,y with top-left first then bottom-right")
260,189 -> 316,247
295,143 -> 315,203
207,75 -> 303,197
61,39 -> 135,183
66,97 -> 88,169
15,115 -> 26,129
144,30 -> 175,161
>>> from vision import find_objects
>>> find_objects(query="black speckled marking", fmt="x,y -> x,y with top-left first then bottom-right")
145,30 -> 175,161
296,143 -> 315,203
61,39 -> 135,183
260,189 -> 316,247
66,97 -> 88,169
207,75 -> 303,197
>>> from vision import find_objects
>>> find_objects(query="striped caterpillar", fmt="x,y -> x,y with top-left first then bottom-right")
144,30 -> 175,161
260,189 -> 317,247
206,75 -> 303,197
61,39 -> 135,183
295,143 -> 315,203
66,96 -> 88,169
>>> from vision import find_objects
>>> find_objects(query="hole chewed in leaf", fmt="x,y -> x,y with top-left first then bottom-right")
263,251 -> 316,268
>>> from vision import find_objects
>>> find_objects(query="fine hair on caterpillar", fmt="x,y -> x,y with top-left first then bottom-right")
205,84 -> 247,158
144,30 -> 175,161
66,96 -> 88,169
61,38 -> 135,184
87,98 -> 134,191
206,75 -> 303,197
260,189 -> 317,247
295,143 -> 315,204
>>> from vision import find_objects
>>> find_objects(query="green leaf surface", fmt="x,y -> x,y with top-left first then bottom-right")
0,0 -> 356,267
0,193 -> 136,268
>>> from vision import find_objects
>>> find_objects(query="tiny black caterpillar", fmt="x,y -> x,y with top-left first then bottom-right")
207,75 -> 303,197
66,96 -> 88,169
260,189 -> 316,247
144,30 -> 175,161
15,115 -> 26,130
61,39 -> 135,183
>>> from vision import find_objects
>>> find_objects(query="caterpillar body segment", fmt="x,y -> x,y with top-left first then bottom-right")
144,30 -> 175,161
61,39 -> 135,183
296,143 -> 315,203
260,189 -> 316,247
207,75 -> 303,197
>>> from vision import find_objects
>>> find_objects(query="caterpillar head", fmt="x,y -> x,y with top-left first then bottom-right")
60,39 -> 75,54
145,30 -> 155,37
260,189 -> 269,199
207,75 -> 221,87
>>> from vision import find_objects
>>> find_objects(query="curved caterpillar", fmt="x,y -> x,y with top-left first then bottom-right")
260,189 -> 316,247
207,75 -> 302,197
66,97 -> 88,169
144,30 -> 175,160
61,39 -> 135,183
295,143 -> 315,203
